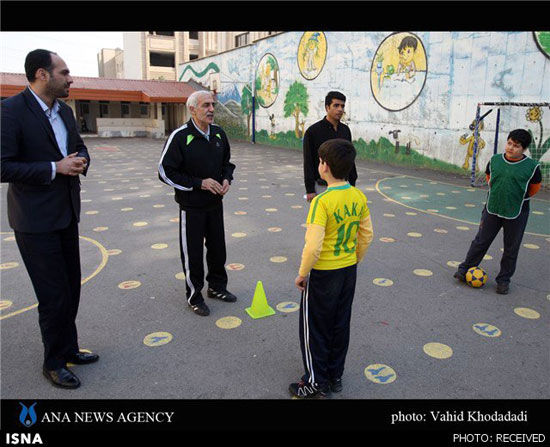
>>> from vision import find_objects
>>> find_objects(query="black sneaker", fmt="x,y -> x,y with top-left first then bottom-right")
189,301 -> 210,316
330,377 -> 343,393
207,288 -> 237,302
453,271 -> 466,283
496,283 -> 509,295
288,380 -> 328,399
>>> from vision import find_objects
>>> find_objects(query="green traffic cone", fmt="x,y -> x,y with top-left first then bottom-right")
245,281 -> 276,319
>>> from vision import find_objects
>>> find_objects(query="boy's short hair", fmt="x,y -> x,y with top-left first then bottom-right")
318,138 -> 356,180
398,36 -> 418,52
325,91 -> 346,108
25,49 -> 56,83
507,129 -> 532,149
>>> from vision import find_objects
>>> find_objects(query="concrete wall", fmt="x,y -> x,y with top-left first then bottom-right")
178,31 -> 550,183
96,118 -> 165,139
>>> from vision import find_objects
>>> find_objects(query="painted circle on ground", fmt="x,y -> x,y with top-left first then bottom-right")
445,206 -> 457,210
121,207 -> 133,211
473,323 -> 502,338
401,196 -> 411,200
413,269 -> 433,277
523,244 -> 539,249
514,307 -> 540,319
153,204 -> 165,208
151,243 -> 168,249
434,229 -> 448,233
0,262 -> 19,270
268,227 -> 282,232
262,195 -> 272,198
483,254 -> 493,260
265,208 -> 278,212
175,272 -> 186,280
86,211 -> 99,215
238,197 -> 248,201
373,278 -> 393,287
276,301 -> 299,313
436,192 -> 446,196
364,364 -> 397,384
270,256 -> 287,263
423,342 -> 453,359
379,237 -> 395,243
464,204 -> 476,208
383,213 -> 395,217
111,197 -> 123,201
215,316 -> 242,329
532,211 -> 544,215
285,193 -> 295,196
133,222 -> 148,227
427,209 -> 439,213
456,226 -> 470,231
226,263 -> 245,271
420,194 -> 429,198
143,332 -> 173,347
447,261 -> 460,267
405,212 -> 417,216
3,236 -> 15,241
139,194 -> 151,198
169,217 -> 179,222
0,300 -> 13,311
232,233 -> 247,238
107,249 -> 122,256
93,227 -> 108,232
291,205 -> 303,209
118,280 -> 141,290
234,211 -> 247,215
407,232 -> 422,238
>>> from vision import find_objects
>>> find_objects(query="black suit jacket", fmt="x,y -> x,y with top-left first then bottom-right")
1,87 -> 90,233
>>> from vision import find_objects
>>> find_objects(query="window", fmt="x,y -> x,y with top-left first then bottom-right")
155,31 -> 174,36
121,102 -> 130,116
189,54 -> 199,60
189,31 -> 199,40
140,102 -> 149,116
99,102 -> 109,117
80,102 -> 89,115
235,33 -> 249,47
149,51 -> 175,67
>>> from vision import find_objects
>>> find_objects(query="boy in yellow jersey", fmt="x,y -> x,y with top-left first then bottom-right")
289,139 -> 374,399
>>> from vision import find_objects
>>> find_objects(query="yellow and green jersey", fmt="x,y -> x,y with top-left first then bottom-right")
301,182 -> 372,273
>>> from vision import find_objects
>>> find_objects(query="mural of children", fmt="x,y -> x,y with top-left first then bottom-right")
396,35 -> 418,81
460,120 -> 486,170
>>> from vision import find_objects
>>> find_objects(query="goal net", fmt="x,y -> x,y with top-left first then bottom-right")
469,102 -> 550,188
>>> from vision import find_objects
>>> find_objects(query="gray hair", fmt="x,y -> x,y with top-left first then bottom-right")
186,90 -> 213,112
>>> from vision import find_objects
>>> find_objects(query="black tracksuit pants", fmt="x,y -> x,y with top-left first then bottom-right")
299,264 -> 357,388
14,219 -> 81,370
458,205 -> 530,286
179,203 -> 228,305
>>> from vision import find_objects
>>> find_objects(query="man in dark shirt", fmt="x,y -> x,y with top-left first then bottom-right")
302,91 -> 358,201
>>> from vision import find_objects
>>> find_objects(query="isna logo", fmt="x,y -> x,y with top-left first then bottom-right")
19,402 -> 37,427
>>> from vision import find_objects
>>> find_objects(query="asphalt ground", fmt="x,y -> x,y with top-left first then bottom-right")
1,137 -> 549,400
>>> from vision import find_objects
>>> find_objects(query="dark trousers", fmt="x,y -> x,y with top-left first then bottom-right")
14,219 -> 81,370
458,205 -> 530,285
299,264 -> 357,388
179,203 -> 228,305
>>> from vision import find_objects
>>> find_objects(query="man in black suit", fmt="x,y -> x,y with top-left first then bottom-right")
1,49 -> 98,389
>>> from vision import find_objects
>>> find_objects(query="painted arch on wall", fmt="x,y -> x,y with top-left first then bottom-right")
297,31 -> 327,80
370,32 -> 428,112
255,53 -> 280,108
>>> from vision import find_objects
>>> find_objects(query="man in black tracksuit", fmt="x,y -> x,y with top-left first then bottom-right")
303,91 -> 358,202
158,91 -> 236,316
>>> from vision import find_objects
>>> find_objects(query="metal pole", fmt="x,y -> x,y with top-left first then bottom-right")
494,108 -> 500,155
251,95 -> 256,144
470,104 -> 481,187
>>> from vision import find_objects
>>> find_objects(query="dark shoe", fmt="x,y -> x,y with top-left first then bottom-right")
189,301 -> 210,316
330,377 -> 343,393
453,271 -> 466,283
67,351 -> 99,365
43,367 -> 81,389
496,283 -> 509,295
288,380 -> 328,399
207,287 -> 237,302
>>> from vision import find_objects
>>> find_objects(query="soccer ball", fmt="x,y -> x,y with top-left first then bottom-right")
466,267 -> 487,288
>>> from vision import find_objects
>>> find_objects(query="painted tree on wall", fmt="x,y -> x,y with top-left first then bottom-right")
240,84 -> 257,137
284,81 -> 309,138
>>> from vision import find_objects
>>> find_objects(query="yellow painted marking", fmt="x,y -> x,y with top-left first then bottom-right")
523,244 -> 539,249
111,197 -> 123,201
514,307 -> 540,319
0,300 -> 14,311
379,237 -> 395,242
364,364 -> 396,384
215,316 -> 242,329
238,187 -> 248,190
238,197 -> 249,201
407,232 -> 422,238
234,211 -> 247,215
456,226 -> 470,231
445,206 -> 457,210
401,196 -> 411,200
231,233 -> 247,238
265,208 -> 278,212
426,209 -> 439,213
143,332 -> 173,347
151,243 -> 168,249
423,342 -> 453,359
464,203 -> 476,207
447,261 -> 460,267
85,211 -> 99,215
483,254 -> 493,260
121,207 -> 133,211
291,205 -> 303,209
383,213 -> 395,217
405,212 -> 417,216
276,301 -> 299,313
472,323 -> 501,338
434,228 -> 448,233
270,256 -> 287,263
107,249 -> 122,256
436,192 -> 446,196
175,272 -> 186,280
285,193 -> 295,196
139,194 -> 151,198
0,262 -> 19,270
226,263 -> 245,271
3,236 -> 15,241
133,222 -> 148,227
413,269 -> 433,277
118,280 -> 141,290
532,211 -> 544,215
262,195 -> 272,198
373,278 -> 393,287
268,227 -> 282,232
153,204 -> 165,208
169,217 -> 179,222
93,227 -> 108,232
1,235 -> 109,320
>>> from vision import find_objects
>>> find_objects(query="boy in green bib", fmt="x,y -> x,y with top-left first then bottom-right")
454,129 -> 541,294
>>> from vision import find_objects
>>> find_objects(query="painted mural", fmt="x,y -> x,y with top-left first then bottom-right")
459,120 -> 486,171
370,32 -> 427,111
534,32 -> 550,59
178,31 -> 549,185
255,53 -> 280,108
297,32 -> 327,80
